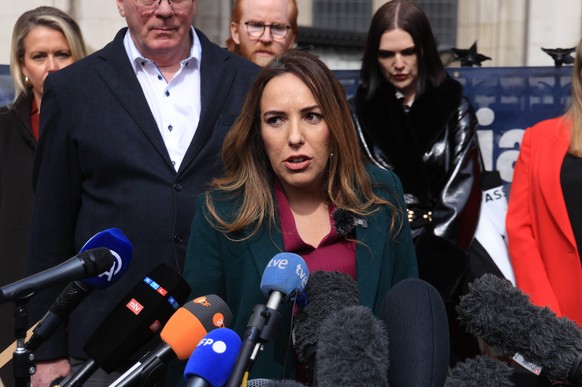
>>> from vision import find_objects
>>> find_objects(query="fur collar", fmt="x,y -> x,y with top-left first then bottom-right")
352,75 -> 463,199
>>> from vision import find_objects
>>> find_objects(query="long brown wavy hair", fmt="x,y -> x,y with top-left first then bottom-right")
205,49 -> 401,238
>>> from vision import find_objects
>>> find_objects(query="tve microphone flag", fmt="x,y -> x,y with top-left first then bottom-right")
226,252 -> 309,387
184,328 -> 242,387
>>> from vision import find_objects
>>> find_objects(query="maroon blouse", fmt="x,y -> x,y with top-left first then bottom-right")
274,180 -> 356,280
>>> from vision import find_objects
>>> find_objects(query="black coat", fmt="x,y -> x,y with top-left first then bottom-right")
26,28 -> 260,361
350,75 -> 481,251
0,92 -> 35,361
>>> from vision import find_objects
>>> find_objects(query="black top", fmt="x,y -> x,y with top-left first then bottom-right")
561,152 -> 582,265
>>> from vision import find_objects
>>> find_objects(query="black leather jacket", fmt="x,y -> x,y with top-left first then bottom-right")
350,75 -> 481,251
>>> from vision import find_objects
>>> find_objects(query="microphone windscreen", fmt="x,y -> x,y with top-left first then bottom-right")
83,263 -> 190,372
260,253 -> 309,298
162,294 -> 233,360
183,328 -> 241,386
382,278 -> 449,387
78,247 -> 116,276
316,305 -> 389,387
446,355 -> 515,387
293,270 -> 359,362
456,273 -> 582,383
80,228 -> 133,289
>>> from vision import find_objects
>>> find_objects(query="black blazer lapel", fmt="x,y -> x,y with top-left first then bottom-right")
94,28 -> 174,170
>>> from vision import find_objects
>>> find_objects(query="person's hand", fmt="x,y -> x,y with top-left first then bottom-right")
30,358 -> 70,387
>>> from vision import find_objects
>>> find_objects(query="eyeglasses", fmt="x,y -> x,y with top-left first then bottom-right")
244,22 -> 291,40
134,0 -> 193,12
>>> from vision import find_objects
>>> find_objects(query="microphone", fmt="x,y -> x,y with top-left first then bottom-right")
226,253 -> 309,387
293,270 -> 359,380
316,305 -> 389,386
259,253 -> 309,310
110,294 -> 233,387
382,278 -> 449,387
0,247 -> 114,304
456,273 -> 582,384
26,228 -> 133,351
59,263 -> 190,387
446,355 -> 515,387
183,328 -> 241,387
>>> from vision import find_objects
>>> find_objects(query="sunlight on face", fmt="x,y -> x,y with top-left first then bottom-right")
260,73 -> 330,194
21,26 -> 74,103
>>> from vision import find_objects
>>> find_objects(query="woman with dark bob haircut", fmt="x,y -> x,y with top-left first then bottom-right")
182,49 -> 418,380
350,0 -> 482,303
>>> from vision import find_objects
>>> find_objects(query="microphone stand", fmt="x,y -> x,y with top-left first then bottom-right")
13,300 -> 35,387
226,303 -> 281,387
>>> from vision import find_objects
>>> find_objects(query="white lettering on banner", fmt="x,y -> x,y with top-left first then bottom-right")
477,128 -> 525,184
483,187 -> 506,203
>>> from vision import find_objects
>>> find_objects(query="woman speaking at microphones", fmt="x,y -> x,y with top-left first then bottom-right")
178,49 -> 418,384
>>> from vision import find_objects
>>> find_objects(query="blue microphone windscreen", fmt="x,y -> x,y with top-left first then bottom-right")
80,228 -> 133,289
259,253 -> 309,298
184,328 -> 242,386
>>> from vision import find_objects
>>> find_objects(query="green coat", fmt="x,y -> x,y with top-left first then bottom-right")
181,164 -> 418,380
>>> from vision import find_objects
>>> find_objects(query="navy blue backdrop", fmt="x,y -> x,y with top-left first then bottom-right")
1,64 -> 573,186
335,66 -> 572,187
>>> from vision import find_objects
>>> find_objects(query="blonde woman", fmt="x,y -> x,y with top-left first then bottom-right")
0,6 -> 86,386
507,38 -> 582,326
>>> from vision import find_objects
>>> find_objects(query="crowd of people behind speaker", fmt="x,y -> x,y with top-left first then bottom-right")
0,6 -> 87,386
178,48 -> 418,383
2,0 -> 581,386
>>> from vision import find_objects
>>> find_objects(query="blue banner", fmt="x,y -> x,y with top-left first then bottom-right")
334,66 -> 573,186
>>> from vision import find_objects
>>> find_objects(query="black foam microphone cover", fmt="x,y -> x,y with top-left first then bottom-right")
382,278 -> 449,387
82,263 -> 191,373
446,355 -> 515,386
316,305 -> 389,387
456,273 -> 582,384
293,270 -> 359,363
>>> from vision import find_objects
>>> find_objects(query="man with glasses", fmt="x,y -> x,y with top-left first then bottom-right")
227,0 -> 298,66
27,1 -> 259,386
